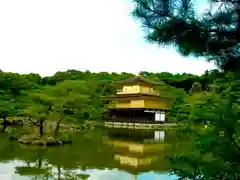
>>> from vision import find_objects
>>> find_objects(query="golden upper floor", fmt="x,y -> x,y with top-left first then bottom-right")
102,75 -> 173,109
108,98 -> 170,109
117,85 -> 159,95
113,75 -> 163,95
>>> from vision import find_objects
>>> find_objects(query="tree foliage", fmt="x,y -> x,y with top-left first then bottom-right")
132,0 -> 240,72
132,0 -> 240,179
0,69 -> 224,124
167,73 -> 240,179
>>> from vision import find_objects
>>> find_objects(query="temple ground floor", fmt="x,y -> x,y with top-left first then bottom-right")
105,108 -> 167,124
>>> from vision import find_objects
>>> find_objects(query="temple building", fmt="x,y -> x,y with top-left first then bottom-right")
102,74 -> 173,124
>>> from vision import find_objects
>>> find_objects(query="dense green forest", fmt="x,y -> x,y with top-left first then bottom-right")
0,68 -> 222,124
0,68 -> 222,129
0,68 -> 221,121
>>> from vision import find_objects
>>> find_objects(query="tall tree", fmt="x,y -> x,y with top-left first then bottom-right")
132,0 -> 240,72
132,1 -> 240,179
20,93 -> 54,137
169,74 -> 240,179
0,101 -> 15,132
44,80 -> 90,137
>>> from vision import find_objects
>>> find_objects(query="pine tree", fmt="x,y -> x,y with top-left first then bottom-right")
132,1 -> 240,178
132,0 -> 240,72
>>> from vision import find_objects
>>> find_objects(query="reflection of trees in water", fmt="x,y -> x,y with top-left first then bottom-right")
107,128 -> 155,142
0,130 -> 115,178
0,128 -> 191,178
15,151 -> 52,179
103,128 -> 189,174
57,171 -> 90,180
106,128 -> 178,144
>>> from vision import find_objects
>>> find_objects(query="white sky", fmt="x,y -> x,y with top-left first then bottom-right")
0,0 -> 216,77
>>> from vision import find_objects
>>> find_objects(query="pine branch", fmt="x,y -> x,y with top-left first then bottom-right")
218,109 -> 240,152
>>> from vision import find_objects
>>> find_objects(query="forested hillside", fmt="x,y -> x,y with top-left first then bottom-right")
1,68 -> 237,150
0,68 -> 222,124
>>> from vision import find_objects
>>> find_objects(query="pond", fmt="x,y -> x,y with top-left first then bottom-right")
0,127 -> 189,180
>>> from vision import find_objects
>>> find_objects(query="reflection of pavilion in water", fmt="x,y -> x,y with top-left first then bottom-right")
103,129 -> 169,170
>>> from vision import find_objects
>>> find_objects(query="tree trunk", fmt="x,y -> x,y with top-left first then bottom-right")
2,117 -> 7,132
27,161 -> 30,167
39,119 -> 44,137
37,151 -> 43,169
37,157 -> 42,169
54,104 -> 64,138
54,119 -> 61,138
57,165 -> 61,180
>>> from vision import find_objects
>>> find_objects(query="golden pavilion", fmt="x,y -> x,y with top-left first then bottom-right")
102,74 -> 172,123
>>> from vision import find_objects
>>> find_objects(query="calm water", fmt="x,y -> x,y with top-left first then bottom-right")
0,127 -> 189,180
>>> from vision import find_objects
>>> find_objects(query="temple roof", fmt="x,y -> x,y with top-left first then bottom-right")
113,76 -> 164,86
101,93 -> 171,100
102,93 -> 158,99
